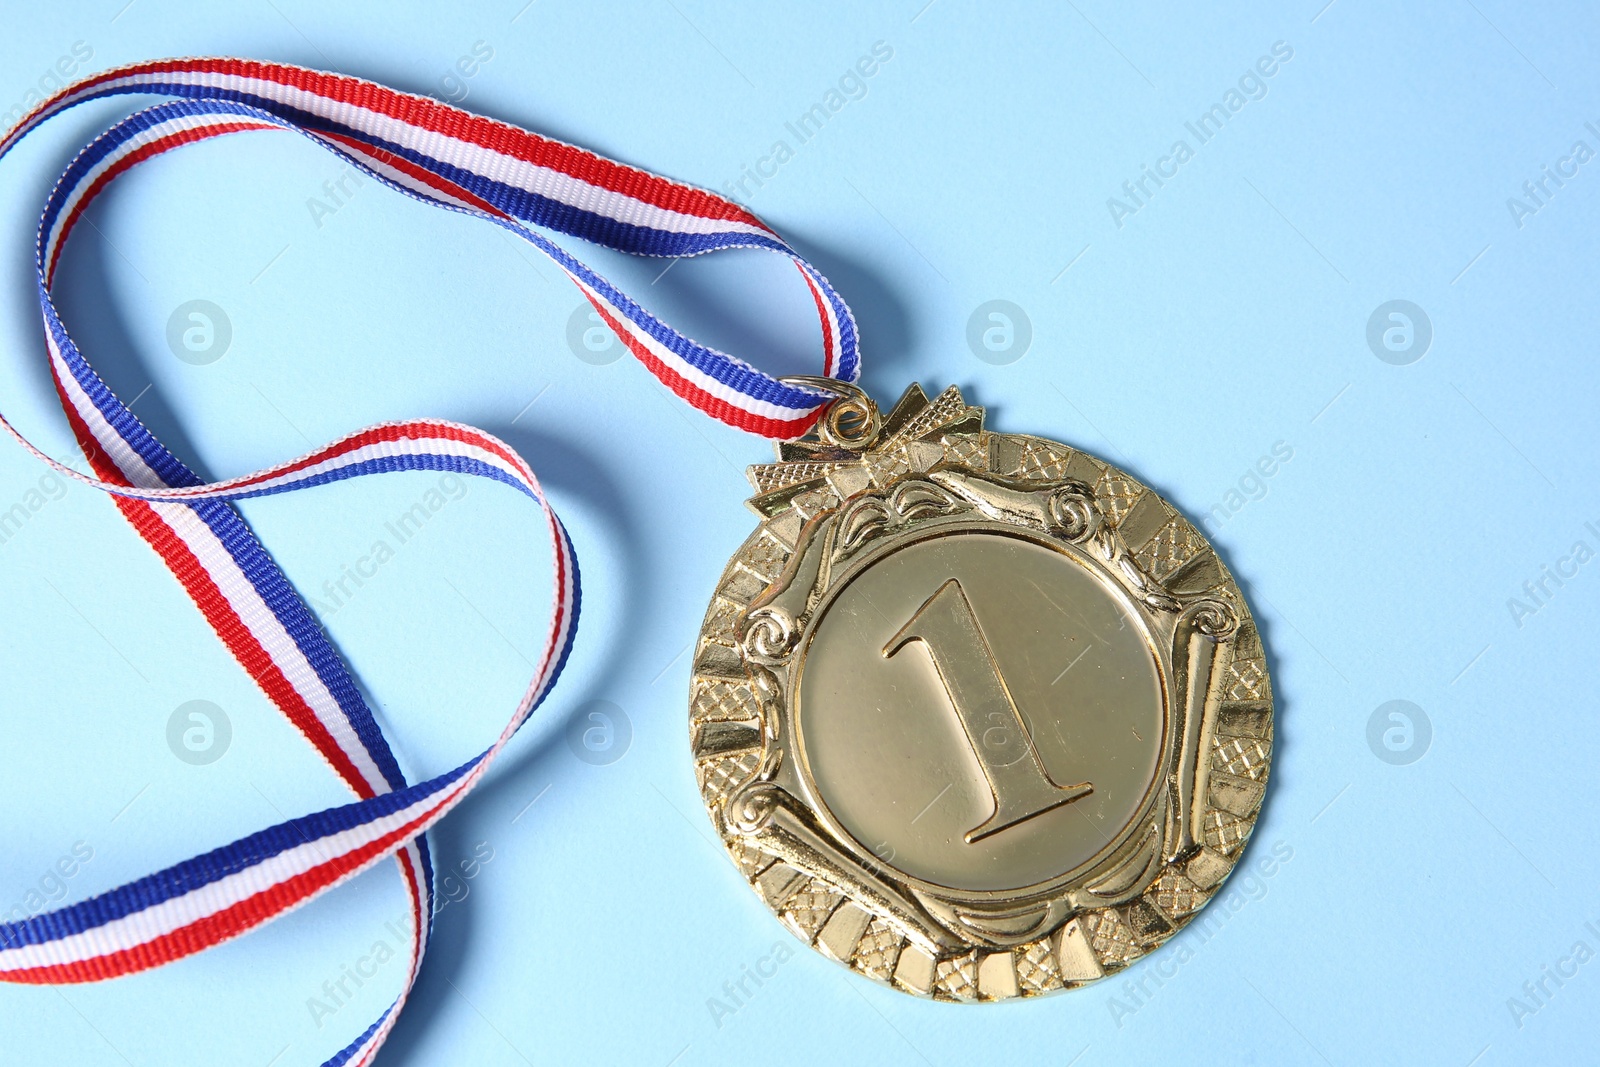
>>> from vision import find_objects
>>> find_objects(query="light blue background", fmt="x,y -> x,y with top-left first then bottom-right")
1,1 -> 1597,1064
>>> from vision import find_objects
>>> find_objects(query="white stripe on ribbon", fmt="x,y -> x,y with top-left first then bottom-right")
42,111 -> 275,272
0,50 -> 851,1067
150,500 -> 395,792
567,274 -> 818,423
85,70 -> 773,241
0,775 -> 464,973
44,333 -> 167,488
326,139 -> 493,215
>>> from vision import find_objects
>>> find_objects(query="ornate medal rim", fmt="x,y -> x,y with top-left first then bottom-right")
688,385 -> 1275,1002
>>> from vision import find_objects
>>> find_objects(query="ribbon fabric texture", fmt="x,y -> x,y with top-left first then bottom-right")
0,57 -> 860,1066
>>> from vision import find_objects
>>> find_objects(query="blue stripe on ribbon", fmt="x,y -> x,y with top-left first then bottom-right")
39,93 -> 859,412
219,454 -> 537,504
40,290 -> 418,795
0,755 -> 480,951
5,56 -> 843,1067
325,1003 -> 392,1067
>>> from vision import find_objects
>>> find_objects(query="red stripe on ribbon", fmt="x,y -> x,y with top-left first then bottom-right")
2,778 -> 472,984
581,293 -> 820,439
797,266 -> 838,379
45,359 -> 377,796
316,129 -> 509,218
45,120 -> 278,287
46,59 -> 770,231
211,421 -> 534,495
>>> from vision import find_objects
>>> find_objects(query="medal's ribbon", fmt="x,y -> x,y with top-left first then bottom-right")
0,58 -> 860,1066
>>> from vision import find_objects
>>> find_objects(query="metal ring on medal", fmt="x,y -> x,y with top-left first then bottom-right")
688,384 -> 1274,1001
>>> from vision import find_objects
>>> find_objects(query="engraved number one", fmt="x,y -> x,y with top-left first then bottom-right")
884,578 -> 1092,843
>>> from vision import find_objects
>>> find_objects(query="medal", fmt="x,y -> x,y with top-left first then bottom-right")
691,381 -> 1274,999
0,54 -> 1273,1064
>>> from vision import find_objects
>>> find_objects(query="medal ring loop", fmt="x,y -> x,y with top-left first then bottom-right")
780,375 -> 880,450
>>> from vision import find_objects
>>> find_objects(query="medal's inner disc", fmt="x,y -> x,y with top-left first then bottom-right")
794,529 -> 1166,893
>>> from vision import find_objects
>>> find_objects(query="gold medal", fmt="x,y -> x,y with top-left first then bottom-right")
688,382 -> 1273,1000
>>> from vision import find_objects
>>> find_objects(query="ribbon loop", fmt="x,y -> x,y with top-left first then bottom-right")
0,56 -> 861,1067
6,57 -> 861,438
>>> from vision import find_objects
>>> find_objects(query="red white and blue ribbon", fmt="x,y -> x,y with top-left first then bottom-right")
0,58 -> 861,1066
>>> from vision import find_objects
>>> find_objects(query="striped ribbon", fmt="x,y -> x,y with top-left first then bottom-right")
0,58 -> 860,1066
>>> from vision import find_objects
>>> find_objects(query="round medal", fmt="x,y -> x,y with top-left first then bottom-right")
689,383 -> 1274,1000
2,55 -> 1280,1055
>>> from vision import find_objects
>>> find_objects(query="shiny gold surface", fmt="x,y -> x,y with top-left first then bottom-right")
795,529 -> 1163,891
688,384 -> 1274,1001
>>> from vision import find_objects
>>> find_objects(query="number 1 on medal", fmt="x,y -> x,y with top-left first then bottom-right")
884,578 -> 1092,843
